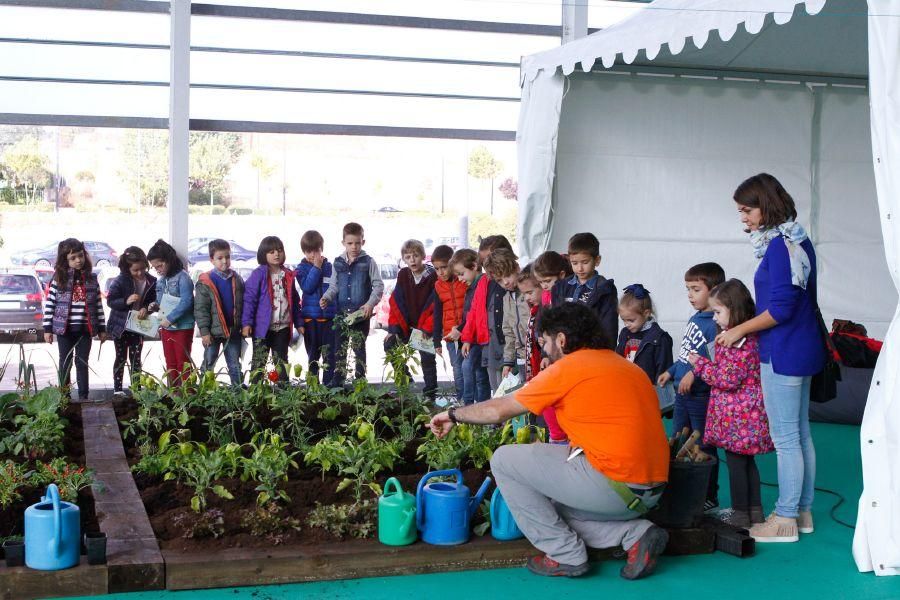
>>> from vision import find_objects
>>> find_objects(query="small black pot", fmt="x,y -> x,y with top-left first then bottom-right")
83,532 -> 107,566
3,540 -> 25,568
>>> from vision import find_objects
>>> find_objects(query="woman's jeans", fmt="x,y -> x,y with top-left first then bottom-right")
760,361 -> 815,518
461,343 -> 491,405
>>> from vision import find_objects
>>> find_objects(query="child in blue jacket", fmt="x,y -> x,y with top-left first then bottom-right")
658,262 -> 725,510
295,230 -> 337,386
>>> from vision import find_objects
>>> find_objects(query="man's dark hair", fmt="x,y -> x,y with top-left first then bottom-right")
568,232 -> 600,258
684,262 -> 725,291
538,303 -> 613,353
208,238 -> 230,259
431,244 -> 454,263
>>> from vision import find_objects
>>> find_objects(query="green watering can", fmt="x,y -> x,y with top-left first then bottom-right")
378,477 -> 417,546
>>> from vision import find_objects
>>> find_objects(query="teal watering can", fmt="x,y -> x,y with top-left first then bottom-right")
490,487 -> 524,541
416,469 -> 491,545
25,483 -> 80,570
378,477 -> 417,546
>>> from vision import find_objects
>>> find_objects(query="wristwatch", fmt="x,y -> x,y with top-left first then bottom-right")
448,406 -> 459,424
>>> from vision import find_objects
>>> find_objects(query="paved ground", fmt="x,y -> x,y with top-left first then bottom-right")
0,327 -> 453,394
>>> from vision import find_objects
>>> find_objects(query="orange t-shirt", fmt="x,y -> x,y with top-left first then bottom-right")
515,349 -> 669,484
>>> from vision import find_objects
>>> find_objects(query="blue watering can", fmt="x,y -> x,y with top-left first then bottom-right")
490,487 -> 524,541
416,469 -> 491,545
25,483 -> 80,570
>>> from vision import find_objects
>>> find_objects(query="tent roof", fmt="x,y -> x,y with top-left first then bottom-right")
521,0 -> 867,83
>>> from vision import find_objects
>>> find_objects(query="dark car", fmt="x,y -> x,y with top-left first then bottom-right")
10,240 -> 118,269
186,240 -> 255,266
0,269 -> 44,342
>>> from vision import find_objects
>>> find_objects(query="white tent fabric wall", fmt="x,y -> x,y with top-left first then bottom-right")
549,74 -> 893,340
516,0 -> 899,575
853,0 -> 900,576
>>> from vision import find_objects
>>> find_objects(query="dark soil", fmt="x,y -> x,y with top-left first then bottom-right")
1,403 -> 99,544
113,399 -> 492,552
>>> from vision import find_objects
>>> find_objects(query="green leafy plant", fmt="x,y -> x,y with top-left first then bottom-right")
241,430 -> 298,506
473,499 -> 492,537
240,503 -> 301,542
383,341 -> 419,399
0,460 -> 30,509
173,508 -> 226,539
31,458 -> 97,502
306,500 -> 376,540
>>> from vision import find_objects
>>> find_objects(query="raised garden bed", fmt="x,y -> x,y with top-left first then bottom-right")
0,390 -> 105,599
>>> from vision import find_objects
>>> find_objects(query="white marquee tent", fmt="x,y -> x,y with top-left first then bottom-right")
515,0 -> 899,576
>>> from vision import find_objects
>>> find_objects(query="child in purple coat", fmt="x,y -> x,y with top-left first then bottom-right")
688,279 -> 774,529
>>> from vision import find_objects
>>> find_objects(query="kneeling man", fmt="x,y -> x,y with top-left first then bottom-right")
429,303 -> 670,578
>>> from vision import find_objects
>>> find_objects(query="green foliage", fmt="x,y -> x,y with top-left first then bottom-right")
383,341 -> 418,399
416,422 -> 513,471
31,458 -> 96,502
1,135 -> 51,204
0,460 -> 30,509
0,387 -> 67,459
473,499 -> 492,537
240,503 -> 301,542
241,431 -> 298,506
306,500 -> 376,540
173,508 -> 225,539
189,132 -> 243,206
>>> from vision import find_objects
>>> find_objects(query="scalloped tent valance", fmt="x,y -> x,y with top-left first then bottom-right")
520,0 -> 869,83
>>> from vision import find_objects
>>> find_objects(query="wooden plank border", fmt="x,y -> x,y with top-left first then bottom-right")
82,396 -> 165,593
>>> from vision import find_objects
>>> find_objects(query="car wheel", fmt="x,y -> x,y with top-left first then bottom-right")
35,259 -> 51,268
96,259 -> 111,268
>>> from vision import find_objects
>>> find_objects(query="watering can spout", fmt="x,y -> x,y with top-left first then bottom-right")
470,477 -> 492,517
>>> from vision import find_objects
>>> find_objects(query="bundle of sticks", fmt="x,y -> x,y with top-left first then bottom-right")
668,427 -> 714,463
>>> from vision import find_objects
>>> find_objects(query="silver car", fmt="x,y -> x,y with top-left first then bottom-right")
0,269 -> 44,342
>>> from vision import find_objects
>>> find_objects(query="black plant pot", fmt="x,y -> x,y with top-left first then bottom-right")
84,532 -> 107,566
3,540 -> 24,568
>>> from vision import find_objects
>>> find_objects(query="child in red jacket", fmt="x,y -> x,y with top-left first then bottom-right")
432,244 -> 467,399
450,248 -> 491,404
386,239 -> 438,398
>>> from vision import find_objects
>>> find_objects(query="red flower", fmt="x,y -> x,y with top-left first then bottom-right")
267,370 -> 279,383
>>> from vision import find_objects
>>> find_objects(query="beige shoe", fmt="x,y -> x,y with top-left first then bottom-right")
749,513 -> 799,543
797,510 -> 814,534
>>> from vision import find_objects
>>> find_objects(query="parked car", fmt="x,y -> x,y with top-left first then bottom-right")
34,266 -> 54,298
186,240 -> 255,266
0,269 -> 44,342
10,240 -> 118,269
375,206 -> 402,213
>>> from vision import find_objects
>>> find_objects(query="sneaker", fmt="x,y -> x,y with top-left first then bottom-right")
749,513 -> 799,543
797,510 -> 814,534
703,499 -> 720,514
723,509 -> 750,529
749,506 -> 765,524
620,525 -> 668,580
525,554 -> 589,578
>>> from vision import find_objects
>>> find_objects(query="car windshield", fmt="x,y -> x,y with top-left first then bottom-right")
380,264 -> 399,280
0,275 -> 40,294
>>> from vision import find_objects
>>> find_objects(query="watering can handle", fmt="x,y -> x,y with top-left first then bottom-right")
46,483 -> 61,557
416,469 -> 463,531
383,477 -> 403,497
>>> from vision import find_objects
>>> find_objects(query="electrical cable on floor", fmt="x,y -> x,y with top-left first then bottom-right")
760,480 -> 856,530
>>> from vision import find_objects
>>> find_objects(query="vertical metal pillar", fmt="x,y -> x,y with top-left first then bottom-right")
168,0 -> 191,260
562,0 -> 588,44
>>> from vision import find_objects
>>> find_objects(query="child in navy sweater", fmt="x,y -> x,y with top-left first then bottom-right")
657,262 -> 725,509
616,283 -> 673,384
296,230 -> 337,386
551,232 -> 618,344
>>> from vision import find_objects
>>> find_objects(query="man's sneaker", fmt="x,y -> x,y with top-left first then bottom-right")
703,499 -> 720,514
525,554 -> 589,578
723,509 -> 750,529
620,525 -> 668,580
749,506 -> 766,524
749,513 -> 799,543
797,510 -> 814,534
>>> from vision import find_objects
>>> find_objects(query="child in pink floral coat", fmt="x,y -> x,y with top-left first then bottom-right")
688,279 -> 773,528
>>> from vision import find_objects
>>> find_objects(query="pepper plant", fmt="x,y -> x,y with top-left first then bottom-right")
241,430 -> 298,506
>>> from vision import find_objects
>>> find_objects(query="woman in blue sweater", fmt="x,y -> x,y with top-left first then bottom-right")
717,173 -> 825,544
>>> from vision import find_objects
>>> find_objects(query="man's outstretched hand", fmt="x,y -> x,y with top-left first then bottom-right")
428,411 -> 454,438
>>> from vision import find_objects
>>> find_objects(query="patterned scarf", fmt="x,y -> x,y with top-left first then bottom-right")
750,220 -> 811,289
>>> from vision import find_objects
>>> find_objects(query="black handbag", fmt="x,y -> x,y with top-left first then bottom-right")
810,307 -> 841,403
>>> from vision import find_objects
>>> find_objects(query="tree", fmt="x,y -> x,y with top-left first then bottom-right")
250,152 -> 276,209
2,135 -> 52,204
499,177 -> 518,201
119,130 -> 169,207
189,132 -> 243,206
467,146 -> 503,215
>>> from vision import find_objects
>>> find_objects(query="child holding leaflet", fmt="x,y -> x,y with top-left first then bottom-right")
147,239 -> 194,388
